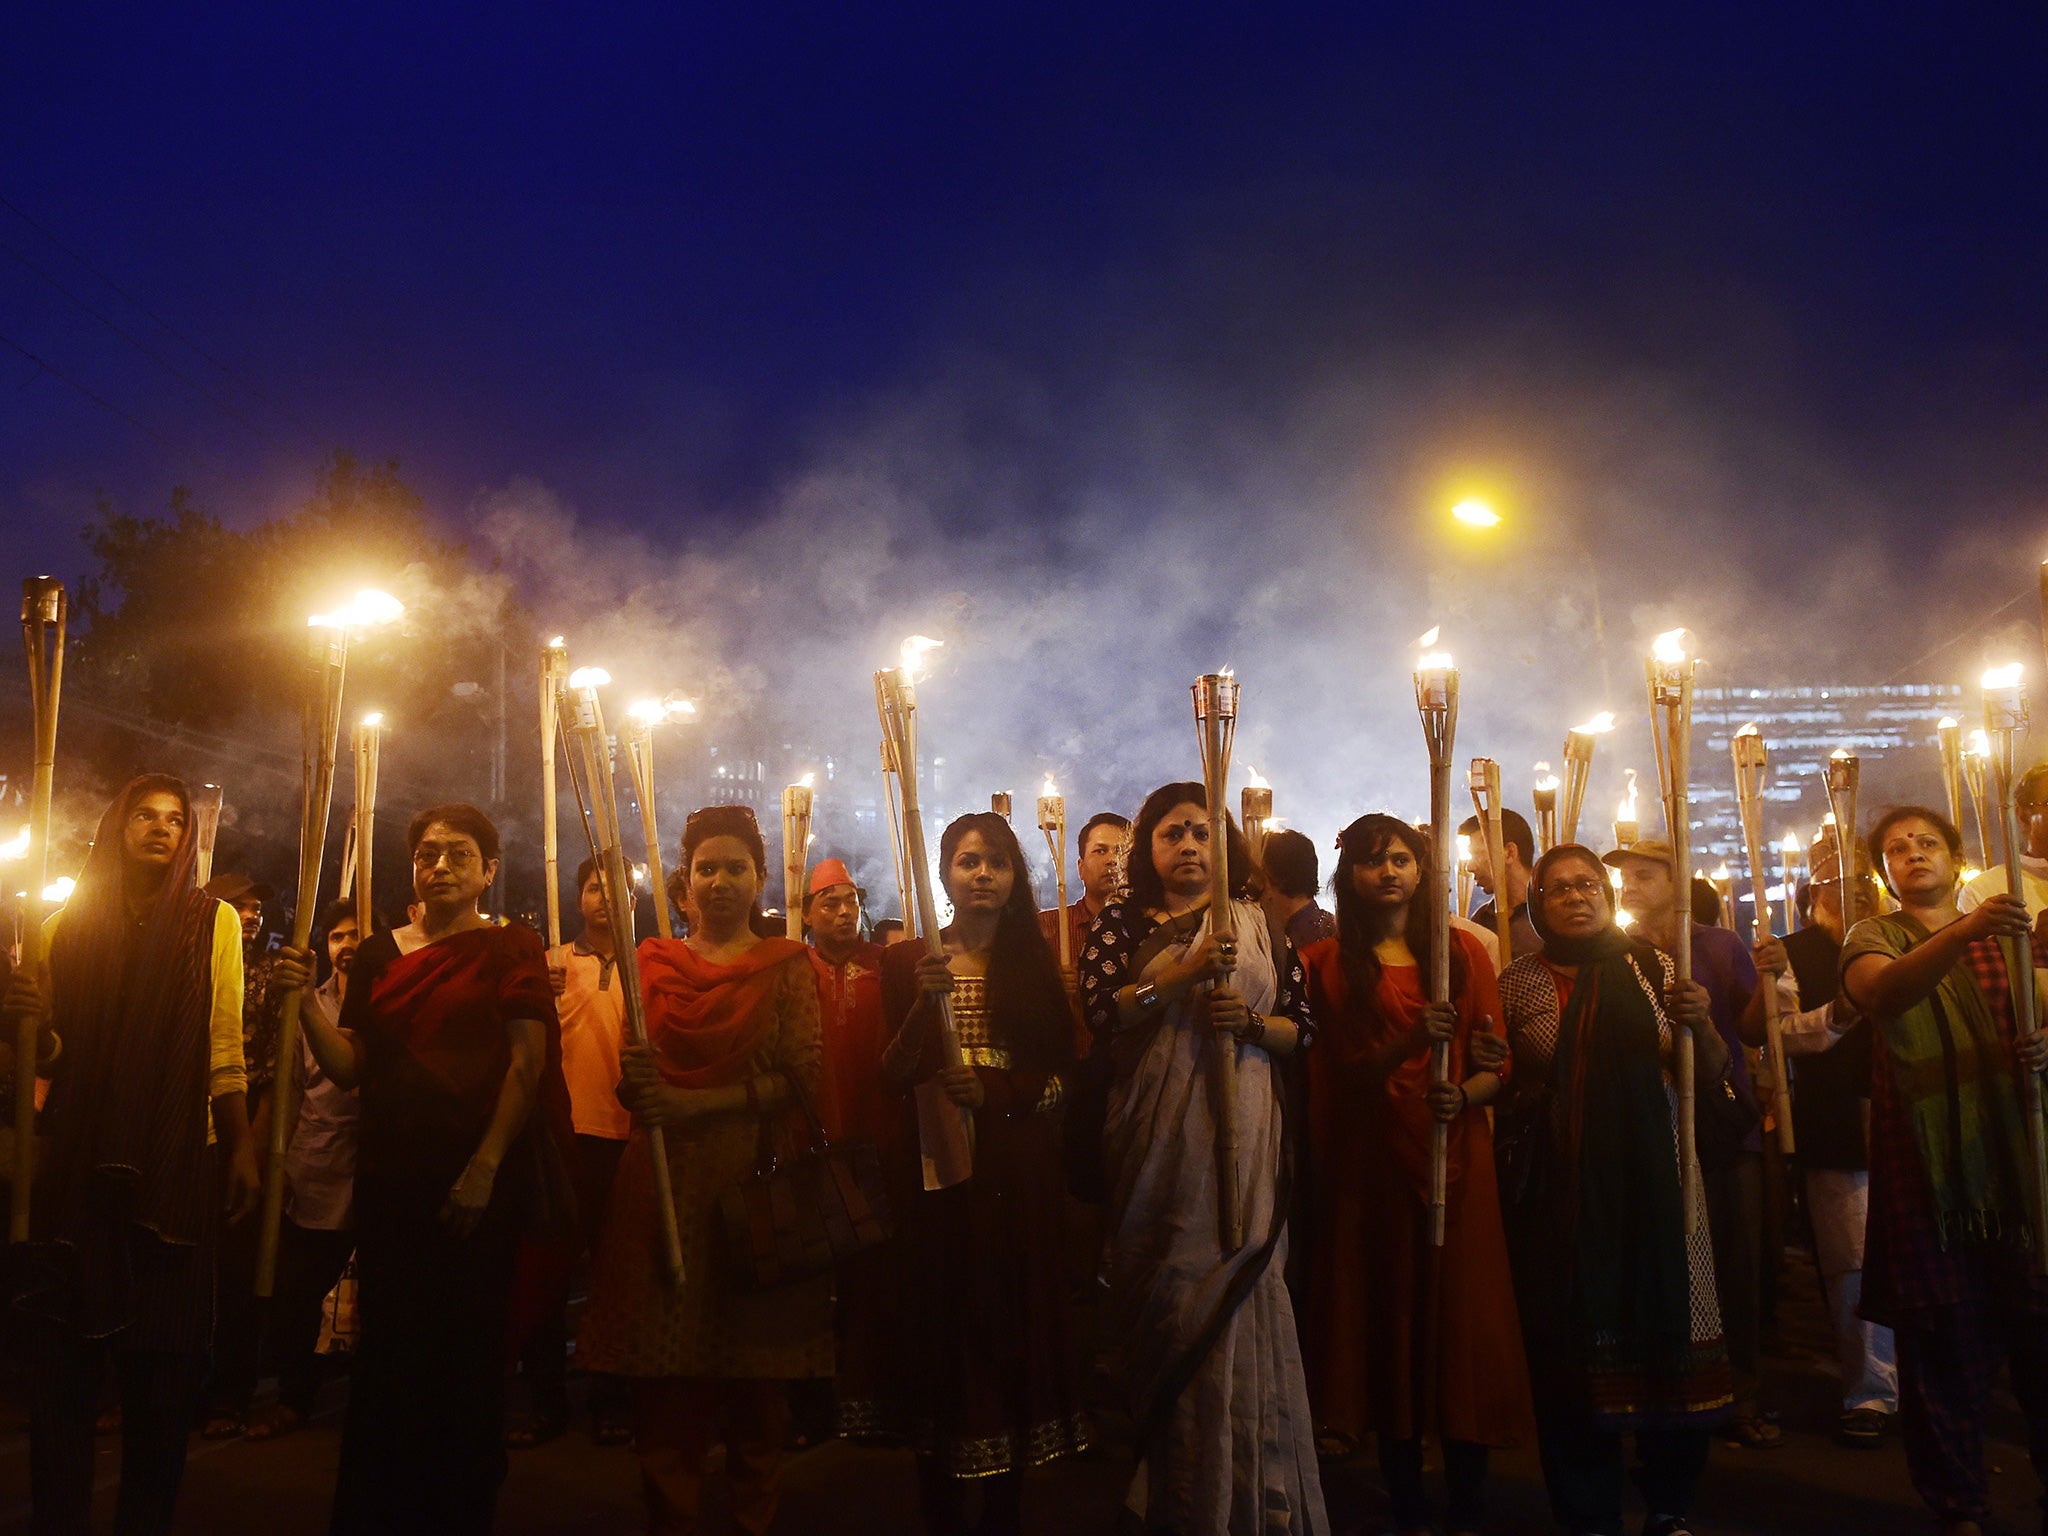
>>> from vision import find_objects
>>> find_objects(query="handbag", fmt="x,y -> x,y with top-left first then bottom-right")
717,1072 -> 893,1293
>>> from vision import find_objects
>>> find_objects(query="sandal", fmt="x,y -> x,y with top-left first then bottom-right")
591,1416 -> 633,1448
1313,1429 -> 1358,1463
245,1404 -> 304,1441
503,1408 -> 568,1449
199,1414 -> 245,1441
1720,1416 -> 1783,1450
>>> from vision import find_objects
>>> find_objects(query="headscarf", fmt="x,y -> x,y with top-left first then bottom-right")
1526,844 -> 1708,1422
39,775 -> 222,1288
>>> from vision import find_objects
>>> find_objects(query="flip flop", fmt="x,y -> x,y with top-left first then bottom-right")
246,1405 -> 304,1441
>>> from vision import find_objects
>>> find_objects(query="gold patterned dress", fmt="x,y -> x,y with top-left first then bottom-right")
577,941 -> 833,1381
870,945 -> 1092,1477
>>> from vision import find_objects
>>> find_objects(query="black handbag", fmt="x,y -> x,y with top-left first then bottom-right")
716,1073 -> 893,1293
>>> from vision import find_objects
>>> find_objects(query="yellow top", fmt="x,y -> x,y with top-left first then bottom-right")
45,900 -> 249,1140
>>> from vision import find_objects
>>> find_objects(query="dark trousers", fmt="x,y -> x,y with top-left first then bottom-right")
203,1199 -> 263,1418
27,1326 -> 205,1536
511,1132 -> 625,1421
1704,1151 -> 1764,1416
1893,1265 -> 2048,1526
1533,1405 -> 1710,1536
268,1219 -> 356,1417
331,1173 -> 519,1536
1381,1436 -> 1488,1530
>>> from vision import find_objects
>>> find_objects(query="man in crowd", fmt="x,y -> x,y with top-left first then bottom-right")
1843,806 -> 2046,1536
803,858 -> 895,1439
1959,762 -> 2048,921
1609,837 -> 1779,1449
199,870 -> 282,1440
1754,841 -> 1897,1447
1041,812 -> 1131,975
507,858 -> 632,1446
1458,807 -> 1541,960
250,898 -> 363,1439
1255,827 -> 1335,953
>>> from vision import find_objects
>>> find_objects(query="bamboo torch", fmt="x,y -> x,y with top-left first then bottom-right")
990,791 -> 1013,821
1560,711 -> 1615,846
1469,757 -> 1513,972
258,589 -> 401,1293
540,638 -> 569,947
192,784 -> 225,889
1963,731 -> 1996,870
1415,635 -> 1459,1246
874,676 -> 918,942
1733,723 -> 1794,1154
1781,833 -> 1803,931
14,577 -> 66,1241
1240,767 -> 1272,868
1193,670 -> 1245,1253
1983,663 -> 2048,1261
1037,777 -> 1070,972
621,701 -> 678,940
878,639 -> 973,1187
1938,716 -> 1966,840
783,776 -> 815,941
1822,754 -> 1862,938
1613,769 -> 1641,850
1645,628 -> 1700,1233
563,667 -> 686,1282
353,714 -> 383,937
1456,835 -> 1476,918
1710,866 -> 1736,930
1532,763 -> 1560,854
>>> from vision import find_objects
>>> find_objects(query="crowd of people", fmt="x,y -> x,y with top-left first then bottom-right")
4,758 -> 2048,1536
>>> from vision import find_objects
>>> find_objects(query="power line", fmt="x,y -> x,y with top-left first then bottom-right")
0,328 -> 173,448
0,238 -> 280,445
0,190 -> 313,436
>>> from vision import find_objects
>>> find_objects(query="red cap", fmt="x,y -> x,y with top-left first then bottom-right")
806,858 -> 856,902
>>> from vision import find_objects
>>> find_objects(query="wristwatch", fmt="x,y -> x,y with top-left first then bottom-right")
1242,1015 -> 1267,1048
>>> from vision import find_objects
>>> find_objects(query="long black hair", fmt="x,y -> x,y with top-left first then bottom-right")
937,812 -> 1074,1075
1331,813 -> 1467,1012
1125,781 -> 1256,915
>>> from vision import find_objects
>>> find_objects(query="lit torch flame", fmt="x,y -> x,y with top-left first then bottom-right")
1781,832 -> 1801,854
1041,775 -> 1059,799
1619,768 -> 1638,819
42,877 -> 74,904
568,666 -> 611,690
1651,628 -> 1690,664
1572,710 -> 1616,735
1983,662 -> 2025,692
1939,715 -> 1958,729
900,634 -> 944,681
1735,721 -> 1760,740
546,635 -> 565,648
360,711 -> 384,728
627,699 -> 666,725
1967,728 -> 1990,757
798,771 -> 816,790
1244,764 -> 1270,790
0,828 -> 27,861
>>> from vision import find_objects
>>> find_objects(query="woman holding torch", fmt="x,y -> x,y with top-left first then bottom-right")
576,805 -> 832,1536
1496,845 -> 1730,1536
1841,806 -> 2048,1536
290,802 -> 572,1536
1077,781 -> 1324,1536
1301,814 -> 1530,1534
873,811 -> 1086,1534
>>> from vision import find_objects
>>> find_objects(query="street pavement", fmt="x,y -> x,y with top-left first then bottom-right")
0,1256 -> 2040,1534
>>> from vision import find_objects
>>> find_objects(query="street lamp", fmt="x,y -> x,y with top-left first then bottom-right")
1446,498 -> 1612,700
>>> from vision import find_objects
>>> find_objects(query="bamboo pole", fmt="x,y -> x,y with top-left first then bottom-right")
990,791 -> 1012,821
191,783 -> 225,889
1532,765 -> 1559,854
621,715 -> 673,940
1733,724 -> 1794,1154
1646,632 -> 1700,1234
256,619 -> 350,1295
1416,656 -> 1459,1246
1038,781 -> 1070,971
783,781 -> 814,941
1469,758 -> 1513,973
1938,717 -> 1966,842
875,677 -> 917,941
1193,672 -> 1244,1253
353,715 -> 383,937
563,675 -> 686,1282
1559,712 -> 1613,847
14,578 -> 66,1241
1984,667 -> 2048,1263
540,640 -> 569,947
1964,735 -> 1994,871
1241,782 -> 1272,869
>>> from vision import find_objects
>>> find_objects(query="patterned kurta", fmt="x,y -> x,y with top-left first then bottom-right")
577,952 -> 833,1379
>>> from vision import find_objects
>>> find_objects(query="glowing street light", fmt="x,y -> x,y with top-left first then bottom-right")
1451,498 -> 1501,529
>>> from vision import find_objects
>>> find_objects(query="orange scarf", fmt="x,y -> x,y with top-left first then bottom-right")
638,935 -> 806,1087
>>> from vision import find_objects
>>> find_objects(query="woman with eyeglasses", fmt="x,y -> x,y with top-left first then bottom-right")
293,802 -> 571,1535
577,804 -> 831,1536
1495,844 -> 1731,1536
1077,781 -> 1325,1535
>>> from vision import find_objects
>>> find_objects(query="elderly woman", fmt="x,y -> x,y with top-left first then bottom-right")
1077,781 -> 1324,1536
1496,844 -> 1731,1536
876,812 -> 1087,1535
294,802 -> 570,1536
578,805 -> 830,1536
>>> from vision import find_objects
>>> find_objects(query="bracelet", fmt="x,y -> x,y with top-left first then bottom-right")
1132,981 -> 1163,1013
1242,1015 -> 1268,1048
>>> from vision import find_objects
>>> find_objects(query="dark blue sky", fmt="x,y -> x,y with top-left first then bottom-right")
3,4 -> 2045,597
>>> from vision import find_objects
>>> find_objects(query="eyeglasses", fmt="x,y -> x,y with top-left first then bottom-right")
412,843 -> 480,871
1544,878 -> 1608,900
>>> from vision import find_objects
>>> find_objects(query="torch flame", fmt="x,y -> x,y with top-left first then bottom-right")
1983,662 -> 2025,691
1967,728 -> 1990,756
1651,628 -> 1690,664
1572,710 -> 1617,735
1711,863 -> 1732,882
1621,767 -> 1639,816
1245,764 -> 1270,790
1041,775 -> 1059,798
360,711 -> 384,728
546,635 -> 565,648
900,634 -> 944,680
567,666 -> 611,690
1735,721 -> 1760,740
798,771 -> 816,789
1830,747 -> 1852,762
1457,833 -> 1472,863
627,699 -> 666,725
309,588 -> 405,631
0,827 -> 27,861
1534,768 -> 1560,792
663,693 -> 698,717
1781,832 -> 1801,854
1938,715 -> 1958,729
1417,626 -> 1440,649
43,876 -> 75,904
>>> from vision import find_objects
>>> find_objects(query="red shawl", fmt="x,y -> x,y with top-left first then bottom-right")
639,935 -> 806,1088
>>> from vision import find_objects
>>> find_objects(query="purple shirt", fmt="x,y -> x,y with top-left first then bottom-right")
1686,921 -> 1764,1155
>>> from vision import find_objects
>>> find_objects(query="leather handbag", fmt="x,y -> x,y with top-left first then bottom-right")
717,1072 -> 893,1293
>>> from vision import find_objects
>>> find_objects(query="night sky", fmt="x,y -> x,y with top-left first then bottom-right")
4,6 -> 2048,875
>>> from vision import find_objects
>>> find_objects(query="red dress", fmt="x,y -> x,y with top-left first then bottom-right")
1301,929 -> 1534,1448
